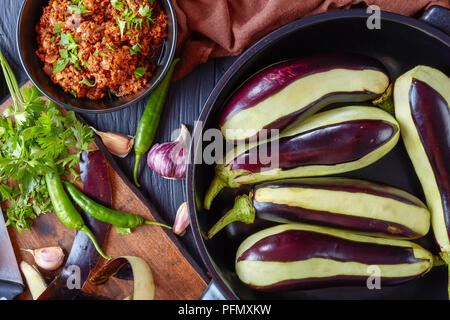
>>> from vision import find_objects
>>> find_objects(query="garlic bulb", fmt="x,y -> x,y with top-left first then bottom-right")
147,124 -> 190,180
173,202 -> 189,236
22,247 -> 65,271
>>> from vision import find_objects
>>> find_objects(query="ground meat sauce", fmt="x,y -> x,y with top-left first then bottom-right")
36,0 -> 168,100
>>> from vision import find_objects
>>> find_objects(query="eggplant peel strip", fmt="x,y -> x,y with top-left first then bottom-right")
20,261 -> 47,300
89,256 -> 155,300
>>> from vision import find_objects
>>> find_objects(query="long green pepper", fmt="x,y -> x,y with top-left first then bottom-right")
45,172 -> 111,259
133,58 -> 180,187
64,181 -> 171,230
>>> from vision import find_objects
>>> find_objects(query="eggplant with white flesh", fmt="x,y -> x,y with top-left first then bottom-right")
207,177 -> 430,239
394,65 -> 450,266
220,53 -> 390,142
235,223 -> 442,292
204,106 -> 400,210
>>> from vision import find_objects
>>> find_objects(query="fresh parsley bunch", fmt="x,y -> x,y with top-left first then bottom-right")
0,49 -> 93,232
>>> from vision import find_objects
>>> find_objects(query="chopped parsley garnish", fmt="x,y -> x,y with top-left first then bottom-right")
130,43 -> 141,56
108,90 -> 118,99
53,59 -> 69,73
53,23 -> 62,34
58,32 -> 78,51
54,32 -> 81,73
93,51 -> 99,57
68,0 -> 91,14
79,78 -> 95,87
106,43 -> 115,51
138,5 -> 154,26
112,0 -> 152,39
118,19 -> 126,37
49,37 -> 55,42
111,0 -> 124,10
134,67 -> 146,78
69,90 -> 78,97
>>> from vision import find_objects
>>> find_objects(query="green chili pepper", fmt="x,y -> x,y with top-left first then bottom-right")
133,58 -> 180,187
45,172 -> 112,259
64,181 -> 172,230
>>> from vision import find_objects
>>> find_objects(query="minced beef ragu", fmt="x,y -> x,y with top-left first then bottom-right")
35,0 -> 168,100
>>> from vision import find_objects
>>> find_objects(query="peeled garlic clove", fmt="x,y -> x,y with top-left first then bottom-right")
173,202 -> 189,236
22,246 -> 65,271
91,127 -> 134,158
147,124 -> 190,180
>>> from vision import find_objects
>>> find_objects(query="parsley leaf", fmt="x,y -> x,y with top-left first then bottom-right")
106,43 -> 115,51
118,19 -> 126,37
53,59 -> 69,73
134,67 -> 146,78
0,48 -> 94,232
79,78 -> 96,87
53,23 -> 62,34
111,0 -> 124,10
68,0 -> 91,14
130,43 -> 141,55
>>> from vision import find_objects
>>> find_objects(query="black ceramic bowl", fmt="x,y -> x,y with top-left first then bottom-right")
16,0 -> 177,113
187,8 -> 449,300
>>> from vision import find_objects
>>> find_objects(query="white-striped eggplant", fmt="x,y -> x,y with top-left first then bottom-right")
207,177 -> 430,239
204,106 -> 400,210
394,65 -> 450,266
235,223 -> 441,292
220,53 -> 390,142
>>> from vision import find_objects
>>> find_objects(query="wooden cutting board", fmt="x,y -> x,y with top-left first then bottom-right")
1,82 -> 208,300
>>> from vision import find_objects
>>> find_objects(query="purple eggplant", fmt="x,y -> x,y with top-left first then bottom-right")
220,54 -> 390,142
207,177 -> 430,239
394,65 -> 450,268
37,150 -> 112,300
235,223 -> 439,292
204,106 -> 400,210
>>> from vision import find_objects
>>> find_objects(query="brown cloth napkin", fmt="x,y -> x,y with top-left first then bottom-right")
171,0 -> 450,81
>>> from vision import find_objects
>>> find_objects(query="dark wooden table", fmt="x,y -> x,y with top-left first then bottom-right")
0,0 -> 237,272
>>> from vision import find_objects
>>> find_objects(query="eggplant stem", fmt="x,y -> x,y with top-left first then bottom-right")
440,251 -> 450,300
144,220 -> 172,230
207,194 -> 255,239
373,83 -> 394,115
81,226 -> 112,260
203,174 -> 227,210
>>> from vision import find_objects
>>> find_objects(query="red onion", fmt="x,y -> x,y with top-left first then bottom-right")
147,124 -> 190,180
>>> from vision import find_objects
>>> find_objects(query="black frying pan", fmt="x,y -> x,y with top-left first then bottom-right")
187,7 -> 450,300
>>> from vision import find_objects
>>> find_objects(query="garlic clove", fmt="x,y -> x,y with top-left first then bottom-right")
22,246 -> 65,271
173,202 -> 190,236
147,124 -> 190,180
90,127 -> 134,158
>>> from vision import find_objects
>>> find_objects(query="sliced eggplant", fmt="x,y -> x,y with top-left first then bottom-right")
235,223 -> 439,292
220,54 -> 390,142
207,177 -> 430,239
393,65 -> 450,265
204,106 -> 400,209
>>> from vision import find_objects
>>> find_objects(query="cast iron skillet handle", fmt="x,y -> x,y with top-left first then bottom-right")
201,281 -> 226,300
419,5 -> 450,35
0,280 -> 24,300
